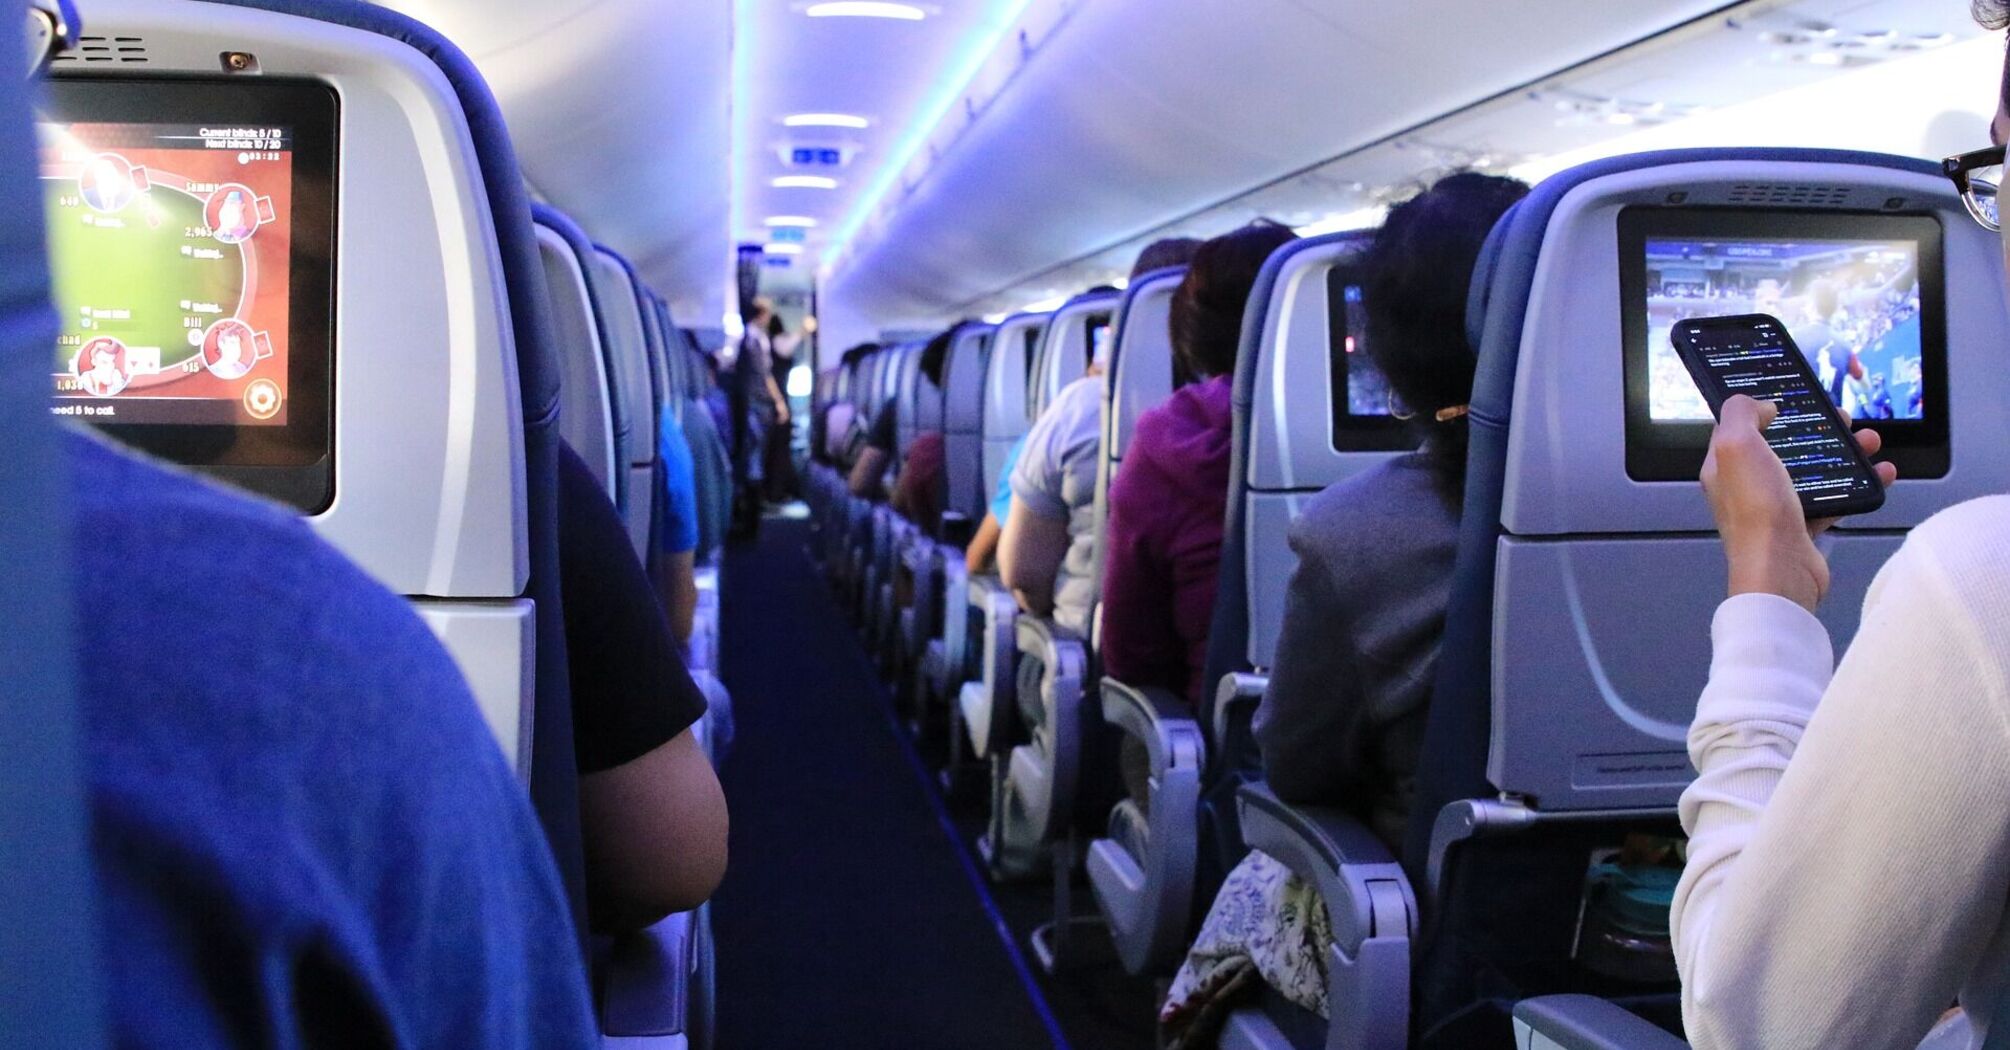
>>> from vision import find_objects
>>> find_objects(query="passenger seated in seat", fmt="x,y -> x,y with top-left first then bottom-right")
1669,7 -> 2010,1046
72,434 -> 599,1048
815,343 -> 876,466
682,374 -> 733,561
655,403 -> 701,643
999,237 -> 1202,628
848,326 -> 964,538
965,433 -> 1024,575
1159,174 -> 1527,1047
1100,221 -> 1299,703
558,445 -> 730,931
998,332 -> 1105,633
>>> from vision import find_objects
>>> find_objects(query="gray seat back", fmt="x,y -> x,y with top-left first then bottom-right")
534,218 -> 618,495
67,0 -> 555,775
1093,267 -> 1186,580
589,248 -> 658,558
942,323 -> 996,523
982,312 -> 1050,505
1443,149 -> 2010,817
893,340 -> 926,466
1030,291 -> 1119,420
1234,232 -> 1390,673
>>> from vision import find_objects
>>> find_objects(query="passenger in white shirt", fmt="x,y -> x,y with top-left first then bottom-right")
1672,10 -> 2010,1046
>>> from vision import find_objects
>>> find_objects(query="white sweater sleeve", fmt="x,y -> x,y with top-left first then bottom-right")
1673,521 -> 2010,1050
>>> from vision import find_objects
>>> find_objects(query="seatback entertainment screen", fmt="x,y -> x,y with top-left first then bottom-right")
47,122 -> 295,423
1619,208 -> 1947,482
1645,240 -> 1923,423
39,77 -> 337,511
1325,267 -> 1411,452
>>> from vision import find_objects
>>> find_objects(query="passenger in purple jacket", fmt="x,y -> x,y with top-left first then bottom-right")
1100,222 -> 1299,704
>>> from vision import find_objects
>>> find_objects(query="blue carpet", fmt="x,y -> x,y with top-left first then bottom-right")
712,518 -> 1078,1049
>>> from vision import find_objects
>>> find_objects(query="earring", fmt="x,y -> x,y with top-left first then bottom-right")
1388,390 -> 1415,421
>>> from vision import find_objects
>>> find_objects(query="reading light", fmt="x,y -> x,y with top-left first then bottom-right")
784,113 -> 871,129
765,216 -> 819,227
773,175 -> 839,189
804,2 -> 927,19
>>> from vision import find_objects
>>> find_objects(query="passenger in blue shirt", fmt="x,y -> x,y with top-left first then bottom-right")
72,433 -> 596,1048
655,407 -> 701,642
964,434 -> 1025,575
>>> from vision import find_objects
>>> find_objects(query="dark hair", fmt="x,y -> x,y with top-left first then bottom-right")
766,314 -> 786,339
1170,221 -> 1300,380
1363,171 -> 1530,492
1978,0 -> 2010,29
1131,237 -> 1202,277
918,321 -> 973,388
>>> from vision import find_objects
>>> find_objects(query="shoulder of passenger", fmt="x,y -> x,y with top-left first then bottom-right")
1881,495 -> 2010,652
72,432 -> 318,549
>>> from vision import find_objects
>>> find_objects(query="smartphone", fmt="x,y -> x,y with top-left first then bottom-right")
1669,313 -> 1886,518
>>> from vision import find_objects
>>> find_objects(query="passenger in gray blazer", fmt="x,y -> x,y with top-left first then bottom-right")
1160,171 -> 1531,1048
1254,172 -> 1529,850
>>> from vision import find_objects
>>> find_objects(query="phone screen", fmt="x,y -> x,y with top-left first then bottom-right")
1672,314 -> 1885,516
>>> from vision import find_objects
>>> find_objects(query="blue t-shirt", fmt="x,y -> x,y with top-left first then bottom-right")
656,411 -> 700,556
70,433 -> 595,1048
990,434 -> 1026,524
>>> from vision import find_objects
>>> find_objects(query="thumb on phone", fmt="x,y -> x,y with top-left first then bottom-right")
1719,393 -> 1778,432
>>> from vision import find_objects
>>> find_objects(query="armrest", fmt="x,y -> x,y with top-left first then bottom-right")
1237,782 -> 1416,1050
1015,616 -> 1088,679
1099,678 -> 1204,781
1512,996 -> 1689,1050
1214,667 -> 1262,772
1236,782 -> 1414,952
599,912 -> 693,1038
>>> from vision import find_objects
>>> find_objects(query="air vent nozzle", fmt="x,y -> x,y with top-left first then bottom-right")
53,35 -> 148,64
1724,182 -> 1854,206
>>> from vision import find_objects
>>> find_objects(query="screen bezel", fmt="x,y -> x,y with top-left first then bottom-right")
1618,206 -> 1947,482
1324,266 -> 1414,452
41,75 -> 340,513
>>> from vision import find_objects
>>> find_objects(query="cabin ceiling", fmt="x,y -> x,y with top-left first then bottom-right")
376,0 -> 734,330
373,0 -> 1990,338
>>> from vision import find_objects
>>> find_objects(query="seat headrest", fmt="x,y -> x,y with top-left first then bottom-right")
589,247 -> 654,450
1415,146 -> 2005,844
1104,266 -> 1185,464
942,323 -> 995,435
1210,229 -> 1387,678
217,0 -> 561,439
532,213 -> 617,496
1030,291 -> 1117,419
983,312 -> 1046,442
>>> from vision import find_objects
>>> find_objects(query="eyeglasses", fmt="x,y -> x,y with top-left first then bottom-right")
1944,145 -> 2005,231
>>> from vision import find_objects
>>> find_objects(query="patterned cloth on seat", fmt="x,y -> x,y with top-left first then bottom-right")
1160,849 -> 1332,1049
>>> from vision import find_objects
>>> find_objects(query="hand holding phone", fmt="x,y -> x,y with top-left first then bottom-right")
1675,314 -> 1898,610
1670,313 -> 1888,519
